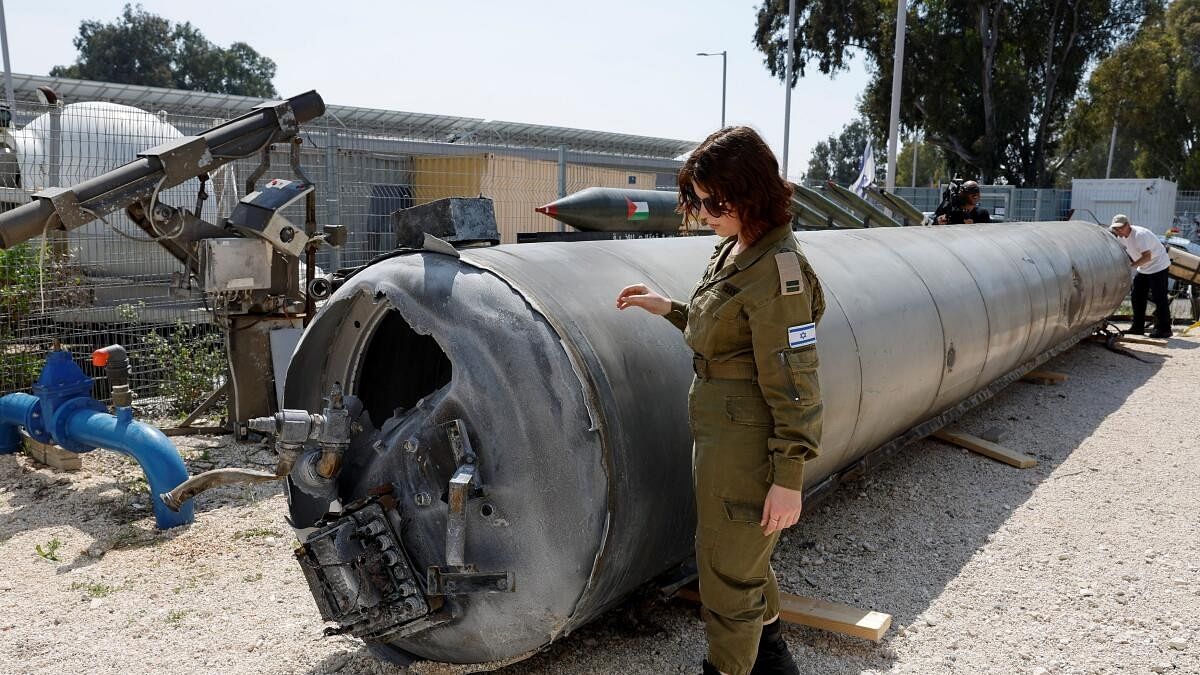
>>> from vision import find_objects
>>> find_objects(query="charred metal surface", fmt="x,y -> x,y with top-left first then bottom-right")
283,222 -> 1130,664
295,496 -> 433,641
394,197 -> 500,249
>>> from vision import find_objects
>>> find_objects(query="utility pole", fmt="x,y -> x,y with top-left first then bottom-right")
781,0 -> 796,179
885,0 -> 908,190
0,0 -> 15,112
1105,122 -> 1118,179
696,51 -> 727,128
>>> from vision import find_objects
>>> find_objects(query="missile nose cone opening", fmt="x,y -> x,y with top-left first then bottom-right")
535,203 -> 557,216
356,309 -> 452,427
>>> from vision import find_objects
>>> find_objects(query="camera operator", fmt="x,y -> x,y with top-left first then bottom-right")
935,180 -> 992,224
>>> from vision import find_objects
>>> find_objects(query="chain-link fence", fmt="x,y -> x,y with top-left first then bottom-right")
0,94 -> 685,410
1174,190 -> 1200,239
2,81 -> 1198,411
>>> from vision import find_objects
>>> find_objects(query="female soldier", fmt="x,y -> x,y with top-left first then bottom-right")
616,126 -> 823,675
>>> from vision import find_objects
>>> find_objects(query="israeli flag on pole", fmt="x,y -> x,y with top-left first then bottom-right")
850,139 -> 876,197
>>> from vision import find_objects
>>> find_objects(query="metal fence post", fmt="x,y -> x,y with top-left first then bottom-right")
324,129 -> 342,271
557,144 -> 567,232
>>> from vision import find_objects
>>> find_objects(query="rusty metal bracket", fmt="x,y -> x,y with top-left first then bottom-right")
31,186 -> 90,230
137,136 -> 215,184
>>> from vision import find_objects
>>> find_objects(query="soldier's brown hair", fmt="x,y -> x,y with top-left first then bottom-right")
677,126 -> 793,244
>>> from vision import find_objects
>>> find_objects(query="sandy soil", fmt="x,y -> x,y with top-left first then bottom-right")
1,325 -> 1196,675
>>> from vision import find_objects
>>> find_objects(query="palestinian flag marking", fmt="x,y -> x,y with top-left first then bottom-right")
625,198 -> 649,221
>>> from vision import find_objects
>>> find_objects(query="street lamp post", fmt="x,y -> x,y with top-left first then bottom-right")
696,51 -> 726,128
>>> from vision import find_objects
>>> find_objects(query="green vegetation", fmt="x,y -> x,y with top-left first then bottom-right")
757,0 -> 1150,184
233,527 -> 282,541
143,322 -> 226,415
1,244 -> 49,390
1063,0 -> 1200,188
0,242 -> 89,392
119,475 -> 150,497
71,581 -> 117,598
50,4 -> 278,97
35,538 -> 63,561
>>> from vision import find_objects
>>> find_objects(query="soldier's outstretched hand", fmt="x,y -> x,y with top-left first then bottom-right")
616,283 -> 671,316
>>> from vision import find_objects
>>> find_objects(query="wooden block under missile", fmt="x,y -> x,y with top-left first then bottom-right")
1118,335 -> 1169,346
933,429 -> 1037,469
1021,369 -> 1069,385
675,585 -> 892,641
23,434 -> 82,471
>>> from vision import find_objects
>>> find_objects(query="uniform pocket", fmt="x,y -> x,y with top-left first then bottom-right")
705,501 -> 774,594
691,287 -> 739,322
724,395 -> 772,427
783,347 -> 821,405
713,295 -> 742,321
722,500 -> 762,524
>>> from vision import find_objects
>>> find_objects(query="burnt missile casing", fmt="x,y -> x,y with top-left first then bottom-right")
283,221 -> 1128,665
0,91 -> 326,250
535,186 -> 684,233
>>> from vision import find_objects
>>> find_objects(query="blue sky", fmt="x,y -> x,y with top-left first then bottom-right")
2,0 -> 870,177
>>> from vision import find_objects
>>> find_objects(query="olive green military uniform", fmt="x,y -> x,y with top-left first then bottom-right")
665,224 -> 824,675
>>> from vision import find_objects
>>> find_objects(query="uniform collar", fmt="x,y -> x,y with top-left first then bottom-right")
732,224 -> 794,270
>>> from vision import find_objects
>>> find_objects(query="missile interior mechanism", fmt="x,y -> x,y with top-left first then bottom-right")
257,221 -> 1128,665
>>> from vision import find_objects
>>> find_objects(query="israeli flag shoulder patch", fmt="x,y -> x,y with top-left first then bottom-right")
788,322 -> 816,348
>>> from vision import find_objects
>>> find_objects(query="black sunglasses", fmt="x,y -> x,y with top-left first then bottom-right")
685,194 -> 727,216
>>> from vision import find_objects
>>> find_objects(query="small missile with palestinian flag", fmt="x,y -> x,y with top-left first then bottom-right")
536,187 -> 684,233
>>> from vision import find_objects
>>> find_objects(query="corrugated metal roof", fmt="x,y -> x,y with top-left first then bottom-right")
8,73 -> 695,159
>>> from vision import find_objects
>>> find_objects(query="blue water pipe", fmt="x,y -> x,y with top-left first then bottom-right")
0,346 -> 193,529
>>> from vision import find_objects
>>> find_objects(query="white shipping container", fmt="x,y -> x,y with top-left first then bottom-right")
1070,178 -> 1177,235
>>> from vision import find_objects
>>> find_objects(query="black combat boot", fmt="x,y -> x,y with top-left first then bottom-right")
749,620 -> 799,675
702,659 -> 722,674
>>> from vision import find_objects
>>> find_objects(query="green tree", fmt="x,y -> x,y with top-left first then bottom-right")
896,138 -> 949,188
50,4 -> 277,97
754,0 -> 1152,186
1062,1 -> 1200,188
803,119 -> 877,185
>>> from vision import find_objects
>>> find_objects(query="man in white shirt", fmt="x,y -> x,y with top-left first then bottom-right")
1110,214 -> 1172,338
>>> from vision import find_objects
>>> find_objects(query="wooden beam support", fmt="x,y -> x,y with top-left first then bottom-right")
23,435 -> 82,471
675,585 -> 892,641
933,429 -> 1037,469
1021,369 -> 1068,385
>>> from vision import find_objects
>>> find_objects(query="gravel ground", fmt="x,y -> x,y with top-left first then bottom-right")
1,326 -> 1196,675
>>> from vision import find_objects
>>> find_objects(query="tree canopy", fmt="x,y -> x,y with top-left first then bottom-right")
755,0 -> 1152,186
50,4 -> 277,98
803,119 -> 877,185
1061,0 -> 1200,188
896,137 -> 949,188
